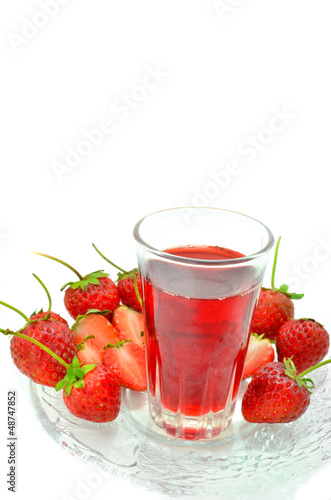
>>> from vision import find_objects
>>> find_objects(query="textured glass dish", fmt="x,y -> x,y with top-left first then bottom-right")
30,366 -> 331,498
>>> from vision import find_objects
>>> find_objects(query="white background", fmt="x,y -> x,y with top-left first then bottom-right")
1,1 -> 331,499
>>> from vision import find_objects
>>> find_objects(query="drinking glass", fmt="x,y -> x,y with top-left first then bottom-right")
134,207 -> 274,440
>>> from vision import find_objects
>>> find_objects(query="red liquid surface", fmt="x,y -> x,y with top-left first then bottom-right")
142,245 -> 260,417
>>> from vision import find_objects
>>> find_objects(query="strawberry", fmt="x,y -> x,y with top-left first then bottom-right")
30,310 -> 68,325
72,311 -> 120,365
112,305 -> 145,348
62,364 -> 121,423
103,339 -> 147,391
0,299 -> 77,387
251,289 -> 295,341
117,272 -> 142,313
242,333 -> 275,379
250,237 -> 303,340
1,306 -> 121,423
241,359 -> 311,423
276,319 -> 330,373
32,252 -> 119,320
92,243 -> 142,312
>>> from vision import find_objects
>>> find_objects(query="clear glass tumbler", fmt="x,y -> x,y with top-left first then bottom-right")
133,207 -> 274,440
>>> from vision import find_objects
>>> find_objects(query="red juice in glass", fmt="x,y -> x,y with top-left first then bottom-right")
134,208 -> 274,440
142,245 -> 260,438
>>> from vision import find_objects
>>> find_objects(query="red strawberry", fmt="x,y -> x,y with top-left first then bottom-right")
242,333 -> 275,379
112,305 -> 145,348
103,339 -> 147,391
0,299 -> 77,387
30,310 -> 68,325
92,243 -> 142,312
250,237 -> 303,340
63,364 -> 121,423
32,252 -> 119,320
10,320 -> 77,386
276,319 -> 330,373
1,307 -> 121,423
117,272 -> 142,312
251,289 -> 295,341
72,311 -> 120,364
241,360 -> 311,423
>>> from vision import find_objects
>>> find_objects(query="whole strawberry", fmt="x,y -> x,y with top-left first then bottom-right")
64,275 -> 119,320
250,237 -> 303,341
117,271 -> 142,312
276,319 -> 330,373
92,243 -> 142,312
242,360 -> 311,423
32,252 -> 119,320
0,299 -> 77,387
30,310 -> 68,325
251,289 -> 295,341
63,364 -> 121,422
10,320 -> 76,386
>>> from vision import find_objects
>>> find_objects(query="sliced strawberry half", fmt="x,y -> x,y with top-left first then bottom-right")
72,311 -> 120,365
103,339 -> 147,391
112,305 -> 145,348
242,333 -> 275,380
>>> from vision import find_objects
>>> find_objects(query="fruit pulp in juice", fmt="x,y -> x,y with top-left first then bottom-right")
142,245 -> 260,417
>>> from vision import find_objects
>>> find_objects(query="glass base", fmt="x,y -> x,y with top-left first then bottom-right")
148,394 -> 236,440
122,379 -> 254,446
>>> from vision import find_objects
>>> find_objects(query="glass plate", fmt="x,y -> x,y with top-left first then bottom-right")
30,366 -> 331,498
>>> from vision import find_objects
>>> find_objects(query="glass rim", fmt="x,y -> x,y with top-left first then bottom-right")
133,207 -> 274,266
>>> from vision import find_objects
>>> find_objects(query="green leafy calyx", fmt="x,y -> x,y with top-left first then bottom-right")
103,339 -> 132,350
251,332 -> 273,344
55,356 -> 96,396
76,335 -> 95,351
61,270 -> 109,292
283,357 -> 315,393
71,309 -> 111,331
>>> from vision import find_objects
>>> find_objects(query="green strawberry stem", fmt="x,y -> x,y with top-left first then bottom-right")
0,300 -> 30,324
298,358 -> 331,379
92,243 -> 128,274
269,237 -> 304,299
134,273 -> 142,307
32,273 -> 52,311
31,252 -> 84,281
284,357 -> 331,392
3,330 -> 72,370
271,236 -> 281,290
